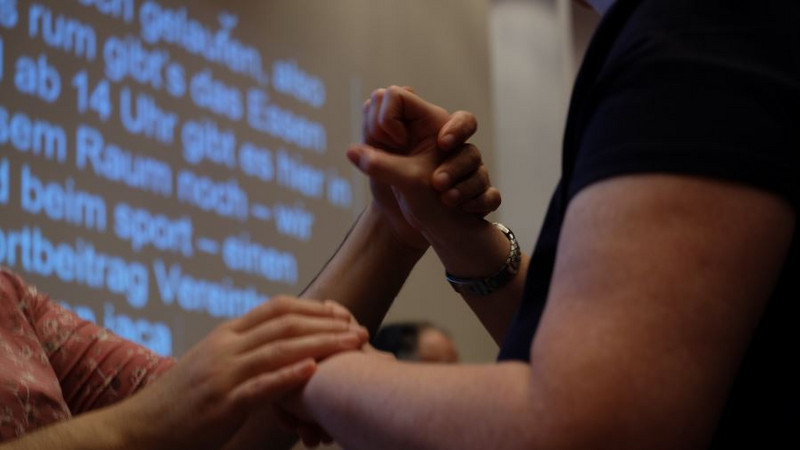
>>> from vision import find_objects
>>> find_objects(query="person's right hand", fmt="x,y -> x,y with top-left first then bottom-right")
361,86 -> 500,249
111,297 -> 367,450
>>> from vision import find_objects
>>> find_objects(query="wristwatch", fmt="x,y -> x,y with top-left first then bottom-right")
446,222 -> 521,296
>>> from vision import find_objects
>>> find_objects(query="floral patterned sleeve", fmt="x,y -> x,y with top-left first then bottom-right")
6,270 -> 176,415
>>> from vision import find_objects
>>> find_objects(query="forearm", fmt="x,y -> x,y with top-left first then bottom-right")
301,352 -> 539,450
301,203 -> 426,332
423,218 -> 529,343
222,407 -> 298,450
0,403 -> 145,450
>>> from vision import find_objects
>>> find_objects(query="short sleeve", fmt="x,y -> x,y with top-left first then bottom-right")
18,275 -> 176,414
569,24 -> 800,207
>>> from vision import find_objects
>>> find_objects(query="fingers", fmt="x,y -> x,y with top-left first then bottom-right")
275,409 -> 333,447
377,87 -> 410,148
432,143 -> 483,192
459,187 -> 503,215
229,358 -> 316,408
347,144 -> 428,188
438,110 -> 478,151
362,343 -> 397,361
363,88 -> 400,149
322,299 -> 356,323
238,314 -> 353,353
236,331 -> 367,381
232,296 -> 352,332
363,86 -> 448,150
297,422 -> 333,448
440,167 -> 490,207
431,143 -> 501,214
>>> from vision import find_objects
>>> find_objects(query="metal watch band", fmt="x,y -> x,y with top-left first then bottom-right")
446,222 -> 521,296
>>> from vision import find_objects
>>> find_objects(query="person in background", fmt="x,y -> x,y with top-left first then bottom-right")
372,322 -> 459,363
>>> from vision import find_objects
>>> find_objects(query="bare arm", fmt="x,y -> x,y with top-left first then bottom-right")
300,203 -> 427,333
346,86 -> 524,341
302,87 -> 501,333
348,140 -> 527,342
291,175 -> 794,449
1,298 -> 367,450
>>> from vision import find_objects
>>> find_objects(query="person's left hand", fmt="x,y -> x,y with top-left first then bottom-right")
360,86 -> 500,249
221,300 -> 364,449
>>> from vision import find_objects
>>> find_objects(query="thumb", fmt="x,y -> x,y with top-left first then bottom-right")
347,144 -> 423,188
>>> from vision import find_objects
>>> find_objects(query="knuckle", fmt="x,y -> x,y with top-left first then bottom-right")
252,344 -> 281,370
453,111 -> 477,134
486,189 -> 502,209
385,85 -> 403,97
270,296 -> 291,313
477,169 -> 490,186
467,147 -> 482,166
284,315 -> 306,335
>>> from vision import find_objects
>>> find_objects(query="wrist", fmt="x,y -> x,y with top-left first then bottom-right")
64,400 -> 155,450
422,218 -> 511,278
365,202 -> 429,261
446,223 -> 521,295
105,389 -> 172,450
302,351 -> 380,423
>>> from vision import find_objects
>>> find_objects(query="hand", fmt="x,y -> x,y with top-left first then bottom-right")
361,86 -> 500,248
269,345 -> 394,448
113,297 -> 368,450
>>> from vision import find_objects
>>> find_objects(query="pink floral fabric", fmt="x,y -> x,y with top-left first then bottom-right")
0,268 -> 175,441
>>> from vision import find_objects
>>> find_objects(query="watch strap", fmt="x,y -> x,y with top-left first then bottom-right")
446,222 -> 521,296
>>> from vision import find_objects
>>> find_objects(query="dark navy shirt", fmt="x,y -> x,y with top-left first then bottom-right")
498,0 -> 799,447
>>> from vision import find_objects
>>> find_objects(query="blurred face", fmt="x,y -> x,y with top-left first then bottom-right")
417,328 -> 460,363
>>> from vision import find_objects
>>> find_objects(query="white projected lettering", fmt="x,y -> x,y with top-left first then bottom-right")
272,59 -> 326,109
0,105 -> 68,162
190,68 -> 243,121
29,3 -> 96,61
276,149 -> 325,198
176,169 -> 248,220
75,124 -> 173,196
139,3 -> 265,85
104,36 -> 168,89
1,157 -> 9,204
2,1 -> 352,356
103,302 -> 171,355
222,233 -> 298,284
152,259 -> 265,318
21,164 -> 107,232
113,202 -> 193,257
0,226 -> 149,309
181,119 -> 237,168
72,70 -> 112,121
0,0 -> 18,29
119,86 -> 178,144
247,88 -> 327,153
15,53 -> 60,103
77,0 -> 134,23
